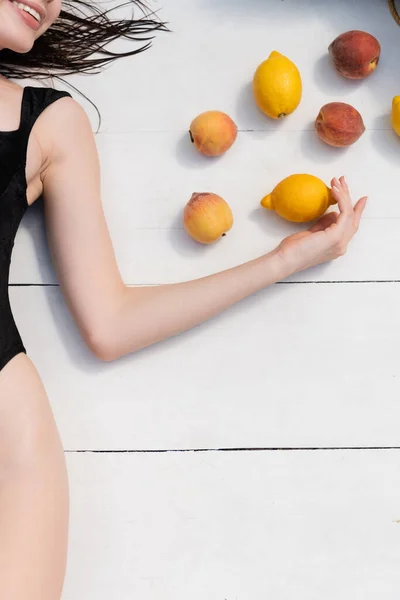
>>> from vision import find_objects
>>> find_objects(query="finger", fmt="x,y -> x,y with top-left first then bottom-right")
339,176 -> 350,198
331,176 -> 347,193
330,184 -> 349,216
353,196 -> 368,228
309,212 -> 339,233
331,177 -> 340,189
334,176 -> 353,219
330,184 -> 341,202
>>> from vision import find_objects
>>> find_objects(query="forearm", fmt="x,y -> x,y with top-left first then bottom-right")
108,249 -> 288,358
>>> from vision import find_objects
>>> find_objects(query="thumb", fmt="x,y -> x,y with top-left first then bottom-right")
309,212 -> 338,233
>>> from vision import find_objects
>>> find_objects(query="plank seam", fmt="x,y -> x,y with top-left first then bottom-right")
8,281 -> 400,287
65,447 -> 400,453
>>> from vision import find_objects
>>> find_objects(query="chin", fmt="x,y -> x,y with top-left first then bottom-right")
5,39 -> 35,53
0,29 -> 36,54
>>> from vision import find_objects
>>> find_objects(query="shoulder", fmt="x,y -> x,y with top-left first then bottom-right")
36,89 -> 95,162
38,88 -> 92,136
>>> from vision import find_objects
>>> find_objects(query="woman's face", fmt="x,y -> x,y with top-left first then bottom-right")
0,0 -> 61,53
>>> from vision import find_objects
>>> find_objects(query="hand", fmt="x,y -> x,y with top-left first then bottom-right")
275,176 -> 367,275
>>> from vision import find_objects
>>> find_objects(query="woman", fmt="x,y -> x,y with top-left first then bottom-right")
0,0 -> 367,598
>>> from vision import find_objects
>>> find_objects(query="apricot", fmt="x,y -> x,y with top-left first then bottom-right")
189,111 -> 237,156
315,102 -> 365,147
183,193 -> 233,244
328,30 -> 380,79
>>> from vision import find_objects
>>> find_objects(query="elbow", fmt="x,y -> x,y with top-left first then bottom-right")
91,341 -> 118,363
84,323 -> 144,362
85,327 -> 122,363
82,289 -> 149,361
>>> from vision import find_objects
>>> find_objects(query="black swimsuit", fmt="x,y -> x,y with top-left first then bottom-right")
0,86 -> 71,372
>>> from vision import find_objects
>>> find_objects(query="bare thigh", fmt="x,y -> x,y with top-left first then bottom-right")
0,353 -> 69,600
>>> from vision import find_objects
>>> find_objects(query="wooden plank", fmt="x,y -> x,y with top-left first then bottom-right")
11,129 -> 400,285
62,450 -> 400,599
11,283 -> 400,450
59,0 -> 400,134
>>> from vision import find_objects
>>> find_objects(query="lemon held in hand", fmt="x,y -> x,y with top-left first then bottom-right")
253,51 -> 302,119
392,96 -> 400,137
261,174 -> 337,223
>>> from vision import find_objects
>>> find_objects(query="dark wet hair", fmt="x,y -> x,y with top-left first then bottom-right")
0,0 -> 167,127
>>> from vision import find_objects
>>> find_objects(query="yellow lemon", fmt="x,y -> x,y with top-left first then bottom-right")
261,174 -> 337,223
391,96 -> 400,137
253,51 -> 302,119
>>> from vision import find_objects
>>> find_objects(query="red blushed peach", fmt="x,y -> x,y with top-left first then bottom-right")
315,102 -> 365,147
183,193 -> 233,244
189,111 -> 238,156
328,30 -> 381,79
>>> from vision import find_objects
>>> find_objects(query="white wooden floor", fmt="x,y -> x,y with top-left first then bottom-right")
12,0 -> 400,597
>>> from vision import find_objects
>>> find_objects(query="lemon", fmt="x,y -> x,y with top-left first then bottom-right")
261,174 -> 336,223
391,96 -> 400,137
253,51 -> 302,119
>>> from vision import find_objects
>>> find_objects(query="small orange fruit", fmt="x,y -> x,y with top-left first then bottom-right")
183,193 -> 233,243
189,111 -> 237,156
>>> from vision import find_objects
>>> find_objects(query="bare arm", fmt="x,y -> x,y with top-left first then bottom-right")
42,99 -> 366,361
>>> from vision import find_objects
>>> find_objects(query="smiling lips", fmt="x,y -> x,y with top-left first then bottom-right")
9,0 -> 46,31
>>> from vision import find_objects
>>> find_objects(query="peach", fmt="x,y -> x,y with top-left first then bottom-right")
189,111 -> 237,156
315,102 -> 365,147
328,30 -> 380,79
183,193 -> 233,244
